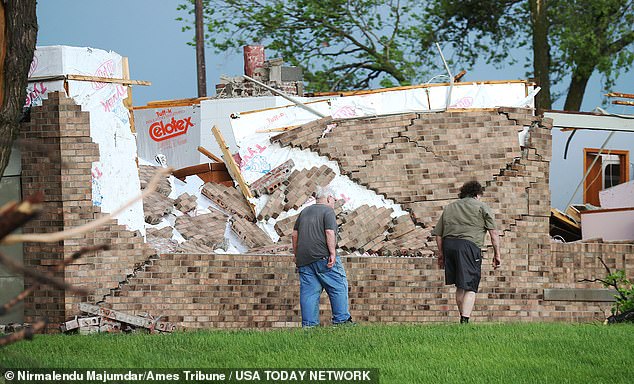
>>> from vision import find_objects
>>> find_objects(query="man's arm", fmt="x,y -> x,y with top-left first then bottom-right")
292,230 -> 299,262
325,229 -> 337,268
488,229 -> 501,269
435,235 -> 444,269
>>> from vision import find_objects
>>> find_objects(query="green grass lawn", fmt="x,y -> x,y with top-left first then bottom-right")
1,323 -> 633,383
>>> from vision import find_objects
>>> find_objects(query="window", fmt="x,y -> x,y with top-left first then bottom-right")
583,149 -> 630,206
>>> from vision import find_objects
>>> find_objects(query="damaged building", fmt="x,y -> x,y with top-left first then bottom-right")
1,45 -> 633,331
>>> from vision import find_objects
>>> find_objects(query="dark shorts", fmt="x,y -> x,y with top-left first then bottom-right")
443,237 -> 483,292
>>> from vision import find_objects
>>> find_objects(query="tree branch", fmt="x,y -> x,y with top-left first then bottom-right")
2,167 -> 173,245
605,30 -> 634,56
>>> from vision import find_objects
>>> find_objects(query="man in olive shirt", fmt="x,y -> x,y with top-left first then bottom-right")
292,186 -> 353,327
432,181 -> 501,324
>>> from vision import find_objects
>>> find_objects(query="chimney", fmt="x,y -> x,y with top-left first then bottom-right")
243,45 -> 265,78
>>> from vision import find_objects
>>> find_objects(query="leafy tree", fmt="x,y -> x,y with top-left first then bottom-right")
428,0 -> 634,111
177,0 -> 440,92
0,1 -> 38,179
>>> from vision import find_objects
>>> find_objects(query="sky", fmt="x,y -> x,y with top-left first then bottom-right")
36,0 -> 633,112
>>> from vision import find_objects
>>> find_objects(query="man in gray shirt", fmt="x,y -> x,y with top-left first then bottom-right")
292,186 -> 353,327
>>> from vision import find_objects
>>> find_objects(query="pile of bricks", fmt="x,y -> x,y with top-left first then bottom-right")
338,205 -> 394,252
250,159 -> 294,197
201,182 -> 255,221
258,188 -> 286,221
274,214 -> 298,241
142,193 -> 174,225
174,211 -> 227,249
283,165 -> 336,210
139,165 -> 171,197
174,193 -> 198,213
377,215 -> 433,257
145,227 -> 180,254
231,216 -> 273,249
147,226 -> 173,239
61,303 -> 176,334
177,238 -> 217,253
215,58 -> 303,98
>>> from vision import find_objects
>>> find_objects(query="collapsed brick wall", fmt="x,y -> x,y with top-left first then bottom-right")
102,107 -> 632,328
20,93 -> 156,326
274,108 -> 547,231
22,96 -> 632,328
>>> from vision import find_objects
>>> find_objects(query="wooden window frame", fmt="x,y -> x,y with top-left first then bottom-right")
583,148 -> 630,205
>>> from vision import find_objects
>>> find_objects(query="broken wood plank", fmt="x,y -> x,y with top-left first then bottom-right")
605,92 -> 634,99
306,79 -> 535,97
197,146 -> 224,163
255,125 -> 300,133
453,70 -> 467,82
122,57 -> 136,133
211,125 -> 256,217
28,74 -> 151,86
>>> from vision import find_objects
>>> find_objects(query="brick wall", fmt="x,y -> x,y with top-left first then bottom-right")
103,108 -> 632,328
105,242 -> 631,329
20,93 -> 155,326
20,95 -> 632,329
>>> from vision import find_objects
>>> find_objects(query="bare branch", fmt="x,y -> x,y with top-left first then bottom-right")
0,286 -> 36,316
345,1 -> 378,52
0,192 -> 43,240
2,168 -> 173,245
578,257 -> 629,302
387,0 -> 402,57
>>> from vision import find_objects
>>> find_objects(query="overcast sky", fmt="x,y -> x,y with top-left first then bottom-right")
36,0 -> 633,112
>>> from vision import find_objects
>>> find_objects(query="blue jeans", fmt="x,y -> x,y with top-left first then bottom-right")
298,256 -> 351,327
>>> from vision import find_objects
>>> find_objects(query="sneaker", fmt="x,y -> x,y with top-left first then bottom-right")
334,317 -> 357,327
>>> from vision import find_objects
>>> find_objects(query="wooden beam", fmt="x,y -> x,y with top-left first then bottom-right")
28,74 -> 151,86
133,96 -> 211,110
211,125 -> 256,216
255,125 -> 300,133
305,79 -> 535,97
122,57 -> 136,133
613,100 -> 634,106
453,70 -> 467,82
197,145 -> 224,163
605,92 -> 634,99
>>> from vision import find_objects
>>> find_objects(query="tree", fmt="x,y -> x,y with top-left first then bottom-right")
177,0 -> 440,92
0,1 -> 38,180
428,0 -> 634,111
